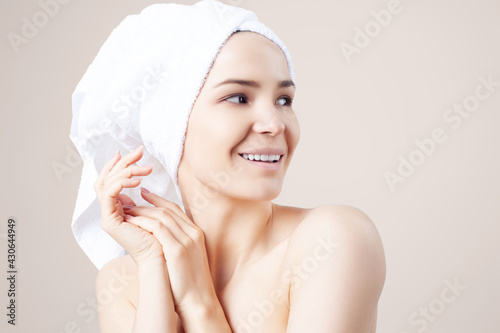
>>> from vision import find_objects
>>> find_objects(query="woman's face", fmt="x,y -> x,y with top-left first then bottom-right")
178,31 -> 300,202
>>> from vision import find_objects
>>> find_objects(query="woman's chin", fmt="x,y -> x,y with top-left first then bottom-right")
236,184 -> 283,201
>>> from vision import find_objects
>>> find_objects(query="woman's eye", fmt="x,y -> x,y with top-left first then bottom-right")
224,95 -> 293,106
226,95 -> 248,104
277,96 -> 293,106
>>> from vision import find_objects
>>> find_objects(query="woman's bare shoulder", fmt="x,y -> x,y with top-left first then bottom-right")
292,203 -> 380,237
277,203 -> 379,234
94,255 -> 141,332
96,254 -> 139,307
278,204 -> 385,330
96,255 -> 185,332
283,203 -> 385,269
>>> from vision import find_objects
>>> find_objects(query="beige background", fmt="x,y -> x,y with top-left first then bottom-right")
1,0 -> 499,332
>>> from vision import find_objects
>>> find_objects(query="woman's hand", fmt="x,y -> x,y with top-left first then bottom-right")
93,146 -> 165,266
122,189 -> 219,315
95,146 -> 230,331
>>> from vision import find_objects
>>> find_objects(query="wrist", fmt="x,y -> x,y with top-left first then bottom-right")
136,257 -> 166,269
177,294 -> 210,317
177,293 -> 233,332
136,258 -> 167,277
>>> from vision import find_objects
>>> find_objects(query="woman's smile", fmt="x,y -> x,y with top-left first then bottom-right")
238,152 -> 284,170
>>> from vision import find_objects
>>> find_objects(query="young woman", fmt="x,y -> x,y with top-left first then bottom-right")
93,28 -> 385,332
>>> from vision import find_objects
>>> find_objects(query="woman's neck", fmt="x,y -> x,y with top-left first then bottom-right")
181,188 -> 276,293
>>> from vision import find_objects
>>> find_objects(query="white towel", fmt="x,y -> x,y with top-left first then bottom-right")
70,0 -> 296,270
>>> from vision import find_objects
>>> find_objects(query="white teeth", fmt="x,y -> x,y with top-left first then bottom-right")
241,154 -> 281,162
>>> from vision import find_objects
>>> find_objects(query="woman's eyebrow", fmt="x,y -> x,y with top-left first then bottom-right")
212,79 -> 295,90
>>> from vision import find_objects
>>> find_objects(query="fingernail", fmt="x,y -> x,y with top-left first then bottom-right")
122,205 -> 133,209
140,187 -> 150,194
143,164 -> 154,169
134,145 -> 144,153
113,150 -> 120,158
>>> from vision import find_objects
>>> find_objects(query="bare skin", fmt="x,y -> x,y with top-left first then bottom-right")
94,31 -> 386,332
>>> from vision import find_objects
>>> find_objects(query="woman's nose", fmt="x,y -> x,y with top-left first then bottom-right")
252,104 -> 286,136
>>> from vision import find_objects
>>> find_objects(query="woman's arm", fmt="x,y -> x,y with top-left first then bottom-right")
96,256 -> 177,332
123,190 -> 233,333
284,204 -> 386,332
175,297 -> 231,332
133,259 -> 177,332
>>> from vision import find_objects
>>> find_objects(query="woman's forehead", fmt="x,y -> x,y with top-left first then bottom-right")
221,31 -> 284,59
205,31 -> 292,85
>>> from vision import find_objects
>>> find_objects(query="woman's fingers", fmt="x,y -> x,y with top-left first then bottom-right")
108,145 -> 145,177
140,189 -> 193,226
124,214 -> 181,260
95,145 -> 146,194
95,145 -> 154,216
101,178 -> 143,217
94,150 -> 121,198
117,193 -> 136,207
101,165 -> 153,214
123,205 -> 198,248
139,189 -> 204,241
106,164 -> 154,186
115,194 -> 137,217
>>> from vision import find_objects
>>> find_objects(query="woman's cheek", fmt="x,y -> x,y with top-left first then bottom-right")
286,117 -> 301,150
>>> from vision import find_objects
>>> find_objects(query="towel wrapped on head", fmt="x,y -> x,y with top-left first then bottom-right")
70,0 -> 296,270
